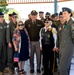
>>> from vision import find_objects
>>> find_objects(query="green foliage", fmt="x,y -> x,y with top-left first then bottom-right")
0,0 -> 8,13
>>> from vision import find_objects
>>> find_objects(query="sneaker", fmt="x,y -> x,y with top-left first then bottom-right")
30,69 -> 34,73
37,69 -> 41,73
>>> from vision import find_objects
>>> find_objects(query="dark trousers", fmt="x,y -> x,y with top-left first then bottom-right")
7,45 -> 18,69
42,44 -> 54,75
0,43 -> 6,72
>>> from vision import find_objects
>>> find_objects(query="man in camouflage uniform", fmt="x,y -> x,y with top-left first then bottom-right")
0,12 -> 7,75
6,12 -> 17,74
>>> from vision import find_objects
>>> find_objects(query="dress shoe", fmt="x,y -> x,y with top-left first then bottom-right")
37,69 -> 41,73
30,69 -> 34,73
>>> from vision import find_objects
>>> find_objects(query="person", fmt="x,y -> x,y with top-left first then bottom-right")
6,12 -> 18,74
8,14 -> 12,22
0,12 -> 7,75
12,21 -> 30,75
56,7 -> 74,75
24,10 -> 44,73
39,18 -> 57,75
39,11 -> 44,23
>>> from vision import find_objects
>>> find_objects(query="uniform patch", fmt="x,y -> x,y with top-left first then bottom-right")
7,25 -> 9,28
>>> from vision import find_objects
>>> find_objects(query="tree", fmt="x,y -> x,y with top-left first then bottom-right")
0,0 -> 9,13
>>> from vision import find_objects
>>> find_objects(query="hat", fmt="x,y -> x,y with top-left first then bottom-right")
39,11 -> 44,13
51,14 -> 56,18
45,12 -> 50,16
31,10 -> 38,15
12,12 -> 17,16
0,12 -> 4,15
62,7 -> 72,13
8,14 -> 12,17
44,18 -> 51,23
59,12 -> 63,16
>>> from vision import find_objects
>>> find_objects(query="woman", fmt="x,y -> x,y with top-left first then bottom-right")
12,20 -> 30,75
39,19 -> 57,75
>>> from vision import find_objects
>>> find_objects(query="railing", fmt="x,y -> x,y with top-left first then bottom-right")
0,0 -> 71,4
6,0 -> 71,4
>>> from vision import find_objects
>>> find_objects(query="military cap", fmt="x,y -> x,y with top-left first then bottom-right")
59,12 -> 63,16
45,12 -> 50,16
39,11 -> 44,13
62,7 -> 72,13
31,10 -> 38,15
44,18 -> 51,23
0,12 -> 4,15
12,12 -> 17,16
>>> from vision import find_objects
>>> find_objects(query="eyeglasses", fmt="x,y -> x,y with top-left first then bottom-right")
18,24 -> 24,26
0,16 -> 4,18
12,16 -> 17,18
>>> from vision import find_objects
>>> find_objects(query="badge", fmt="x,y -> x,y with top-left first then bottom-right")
48,34 -> 50,38
64,25 -> 68,28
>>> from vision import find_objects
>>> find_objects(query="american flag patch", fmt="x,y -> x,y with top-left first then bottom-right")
14,57 -> 19,62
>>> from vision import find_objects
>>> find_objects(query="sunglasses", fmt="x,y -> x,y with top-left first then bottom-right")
0,16 -> 4,18
18,24 -> 24,26
45,21 -> 49,23
12,16 -> 17,18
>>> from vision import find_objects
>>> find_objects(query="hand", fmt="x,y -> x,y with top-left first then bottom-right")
55,47 -> 59,53
8,43 -> 12,48
40,47 -> 42,51
53,48 -> 56,51
15,47 -> 18,52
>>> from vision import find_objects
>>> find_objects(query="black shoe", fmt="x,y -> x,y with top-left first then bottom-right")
30,69 -> 34,73
37,69 -> 41,73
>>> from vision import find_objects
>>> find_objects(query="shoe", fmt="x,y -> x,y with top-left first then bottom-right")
37,69 -> 41,73
3,69 -> 9,73
9,69 -> 14,74
30,69 -> 34,73
0,72 -> 3,75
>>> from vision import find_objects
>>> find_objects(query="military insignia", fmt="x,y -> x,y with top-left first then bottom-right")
48,34 -> 50,38
64,25 -> 68,28
37,24 -> 41,26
